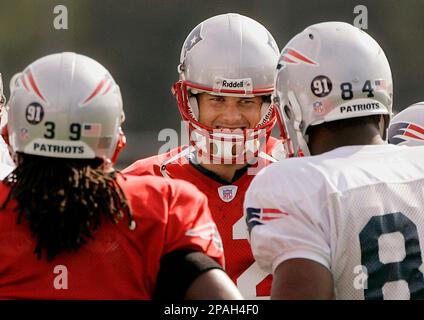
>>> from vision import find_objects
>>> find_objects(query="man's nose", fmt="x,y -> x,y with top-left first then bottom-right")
221,101 -> 243,121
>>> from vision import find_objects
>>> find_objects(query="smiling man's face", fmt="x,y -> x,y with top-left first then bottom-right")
197,93 -> 262,130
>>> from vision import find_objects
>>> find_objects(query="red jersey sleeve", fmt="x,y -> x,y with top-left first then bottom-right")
163,179 -> 224,267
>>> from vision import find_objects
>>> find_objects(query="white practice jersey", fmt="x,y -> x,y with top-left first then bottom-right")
245,144 -> 424,300
0,136 -> 13,179
0,163 -> 13,180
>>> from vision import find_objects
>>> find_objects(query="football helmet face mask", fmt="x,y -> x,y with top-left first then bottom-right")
7,52 -> 125,164
273,21 -> 393,156
173,13 -> 281,164
388,102 -> 424,146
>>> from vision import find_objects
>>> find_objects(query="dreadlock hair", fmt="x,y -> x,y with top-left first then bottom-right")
1,153 -> 134,261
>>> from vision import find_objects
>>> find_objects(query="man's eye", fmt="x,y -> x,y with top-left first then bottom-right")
211,97 -> 224,102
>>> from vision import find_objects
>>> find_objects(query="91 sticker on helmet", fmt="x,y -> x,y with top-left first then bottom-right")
7,52 -> 125,163
273,21 -> 393,156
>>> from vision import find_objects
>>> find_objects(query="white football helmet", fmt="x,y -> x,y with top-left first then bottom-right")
273,21 -> 393,156
7,52 -> 126,163
173,13 -> 281,164
388,102 -> 424,146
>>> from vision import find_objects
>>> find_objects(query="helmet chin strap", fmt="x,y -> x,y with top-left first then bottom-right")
111,127 -> 126,165
160,146 -> 194,179
287,91 -> 310,156
188,96 -> 200,120
379,114 -> 389,141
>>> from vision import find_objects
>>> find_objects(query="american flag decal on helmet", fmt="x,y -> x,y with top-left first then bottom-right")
246,207 -> 289,234
280,48 -> 318,66
388,121 -> 424,145
185,222 -> 223,251
374,79 -> 387,91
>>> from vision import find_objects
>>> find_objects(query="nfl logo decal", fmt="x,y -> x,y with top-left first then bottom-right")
218,185 -> 238,202
20,128 -> 29,140
313,101 -> 324,113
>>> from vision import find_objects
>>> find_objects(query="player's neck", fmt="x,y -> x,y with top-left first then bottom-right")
199,162 -> 246,183
308,125 -> 385,156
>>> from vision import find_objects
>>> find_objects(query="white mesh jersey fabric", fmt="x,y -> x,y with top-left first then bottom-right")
245,144 -> 424,300
0,136 -> 14,167
0,136 -> 14,179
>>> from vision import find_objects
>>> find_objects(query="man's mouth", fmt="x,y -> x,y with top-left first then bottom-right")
215,126 -> 247,130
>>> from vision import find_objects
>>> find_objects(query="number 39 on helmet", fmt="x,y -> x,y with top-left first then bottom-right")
6,52 -> 126,164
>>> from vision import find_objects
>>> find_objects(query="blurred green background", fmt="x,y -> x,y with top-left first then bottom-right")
0,0 -> 422,168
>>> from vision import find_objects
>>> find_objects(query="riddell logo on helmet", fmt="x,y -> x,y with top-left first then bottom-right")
213,77 -> 252,92
222,80 -> 245,88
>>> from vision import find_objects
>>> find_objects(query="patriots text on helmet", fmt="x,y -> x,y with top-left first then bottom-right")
33,142 -> 84,154
340,102 -> 380,113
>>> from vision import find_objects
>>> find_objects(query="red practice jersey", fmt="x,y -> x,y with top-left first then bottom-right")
123,137 -> 281,299
0,175 -> 223,299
